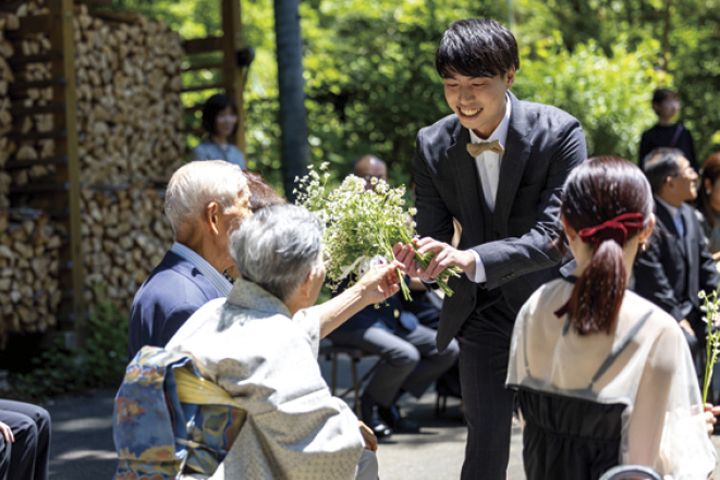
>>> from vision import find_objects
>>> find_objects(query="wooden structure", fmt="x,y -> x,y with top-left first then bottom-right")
0,0 -> 247,348
3,0 -> 83,343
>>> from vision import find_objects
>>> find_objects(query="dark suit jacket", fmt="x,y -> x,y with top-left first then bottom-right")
414,92 -> 587,350
127,251 -> 220,360
633,200 -> 720,325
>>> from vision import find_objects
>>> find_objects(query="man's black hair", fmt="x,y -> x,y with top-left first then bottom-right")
435,19 -> 519,79
643,147 -> 684,195
201,93 -> 239,137
651,88 -> 678,106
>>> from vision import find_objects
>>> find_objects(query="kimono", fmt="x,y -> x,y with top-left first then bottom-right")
166,278 -> 364,480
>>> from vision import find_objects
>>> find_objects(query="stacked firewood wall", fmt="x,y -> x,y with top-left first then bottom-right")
74,4 -> 185,185
0,209 -> 63,345
0,8 -> 63,346
0,12 -> 16,209
80,186 -> 173,308
0,1 -> 184,340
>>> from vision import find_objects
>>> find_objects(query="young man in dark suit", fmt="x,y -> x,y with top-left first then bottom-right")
633,148 -> 720,355
404,19 -> 587,479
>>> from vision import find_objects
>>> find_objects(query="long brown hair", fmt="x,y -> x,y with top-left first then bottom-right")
560,157 -> 653,335
698,152 -> 720,228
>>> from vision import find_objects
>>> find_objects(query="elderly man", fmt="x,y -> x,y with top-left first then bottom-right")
167,204 -> 405,480
127,160 -> 253,360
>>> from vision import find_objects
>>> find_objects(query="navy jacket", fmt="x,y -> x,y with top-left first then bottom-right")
127,251 -> 220,360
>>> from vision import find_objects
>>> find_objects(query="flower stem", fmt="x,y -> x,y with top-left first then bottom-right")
704,338 -> 712,405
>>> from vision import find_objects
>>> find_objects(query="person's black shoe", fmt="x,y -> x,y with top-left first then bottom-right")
360,391 -> 394,439
366,418 -> 393,439
377,404 -> 421,433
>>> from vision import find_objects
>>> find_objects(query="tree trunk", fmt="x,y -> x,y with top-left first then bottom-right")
274,0 -> 308,202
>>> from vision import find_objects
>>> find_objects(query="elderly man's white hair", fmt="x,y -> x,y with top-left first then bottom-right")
164,160 -> 248,236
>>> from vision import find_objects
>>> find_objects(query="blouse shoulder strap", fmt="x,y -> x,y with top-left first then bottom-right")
588,309 -> 653,389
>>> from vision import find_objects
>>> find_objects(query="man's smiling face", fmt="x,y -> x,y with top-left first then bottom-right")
443,66 -> 514,139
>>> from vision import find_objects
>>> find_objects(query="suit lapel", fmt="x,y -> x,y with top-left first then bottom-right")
447,122 -> 485,245
681,204 -> 696,273
493,92 -> 532,234
654,201 -> 677,236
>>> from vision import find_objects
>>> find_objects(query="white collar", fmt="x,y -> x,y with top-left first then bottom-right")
468,92 -> 512,147
171,241 -> 233,296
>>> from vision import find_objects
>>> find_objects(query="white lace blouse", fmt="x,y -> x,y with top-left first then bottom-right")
506,278 -> 717,479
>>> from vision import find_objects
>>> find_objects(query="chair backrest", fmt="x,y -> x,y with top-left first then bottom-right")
113,346 -> 247,480
599,465 -> 664,480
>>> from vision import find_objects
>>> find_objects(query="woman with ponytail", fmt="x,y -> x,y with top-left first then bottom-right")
506,157 -> 717,479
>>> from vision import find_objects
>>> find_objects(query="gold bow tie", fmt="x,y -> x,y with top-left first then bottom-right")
467,140 -> 504,157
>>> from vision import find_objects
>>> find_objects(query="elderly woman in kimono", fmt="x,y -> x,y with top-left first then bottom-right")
166,204 -> 404,480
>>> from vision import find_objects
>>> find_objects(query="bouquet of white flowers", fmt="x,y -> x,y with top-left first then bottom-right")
294,163 -> 460,300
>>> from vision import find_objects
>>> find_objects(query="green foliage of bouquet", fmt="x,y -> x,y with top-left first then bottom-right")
699,289 -> 720,405
294,163 -> 460,300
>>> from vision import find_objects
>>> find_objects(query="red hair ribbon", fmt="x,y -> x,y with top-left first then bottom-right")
577,213 -> 645,251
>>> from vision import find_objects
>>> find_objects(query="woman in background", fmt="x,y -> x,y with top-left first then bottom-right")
697,152 -> 720,262
191,93 -> 246,169
506,156 -> 717,479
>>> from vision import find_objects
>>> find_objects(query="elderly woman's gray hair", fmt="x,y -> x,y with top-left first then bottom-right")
230,204 -> 323,301
164,160 -> 247,236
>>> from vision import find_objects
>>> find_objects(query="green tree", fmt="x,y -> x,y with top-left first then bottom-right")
105,0 -> 720,178
514,34 -> 664,161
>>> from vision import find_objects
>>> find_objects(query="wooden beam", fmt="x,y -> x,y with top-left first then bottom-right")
180,82 -> 224,93
74,0 -> 114,5
5,155 -> 68,170
222,0 -> 246,155
10,14 -> 50,36
7,51 -> 64,68
183,36 -> 223,55
49,0 -> 86,345
181,61 -> 224,72
87,10 -> 143,25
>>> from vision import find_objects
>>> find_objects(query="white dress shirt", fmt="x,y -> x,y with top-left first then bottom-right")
466,94 -> 512,283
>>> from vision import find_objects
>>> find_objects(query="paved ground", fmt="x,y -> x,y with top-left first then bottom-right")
44,355 -> 720,479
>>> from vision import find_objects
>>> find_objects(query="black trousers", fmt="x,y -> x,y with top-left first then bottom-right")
458,301 -> 516,480
0,400 -> 51,480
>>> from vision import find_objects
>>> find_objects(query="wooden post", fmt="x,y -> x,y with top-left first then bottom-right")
49,0 -> 85,345
221,0 -> 246,156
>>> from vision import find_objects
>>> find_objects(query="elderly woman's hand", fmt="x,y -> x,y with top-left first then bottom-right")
354,260 -> 404,305
704,403 -> 720,435
314,259 -> 405,338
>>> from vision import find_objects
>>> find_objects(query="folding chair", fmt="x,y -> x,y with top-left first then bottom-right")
319,341 -> 383,417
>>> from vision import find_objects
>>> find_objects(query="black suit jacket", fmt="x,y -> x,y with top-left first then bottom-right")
633,200 -> 720,324
414,92 -> 587,349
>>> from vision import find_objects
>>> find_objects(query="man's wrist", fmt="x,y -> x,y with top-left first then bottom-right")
467,249 -> 487,284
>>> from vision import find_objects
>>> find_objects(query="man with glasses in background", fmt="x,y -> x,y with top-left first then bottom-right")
634,147 -> 719,358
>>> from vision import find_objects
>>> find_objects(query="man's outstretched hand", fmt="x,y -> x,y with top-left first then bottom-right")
392,238 -> 475,281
